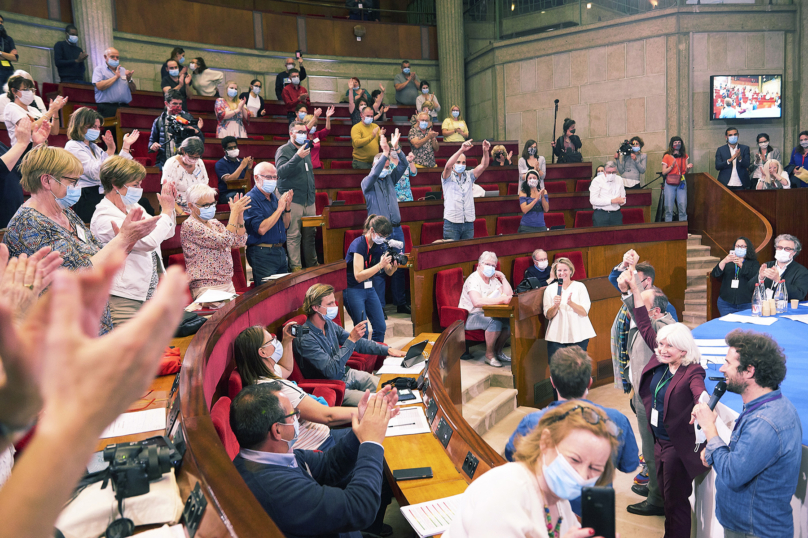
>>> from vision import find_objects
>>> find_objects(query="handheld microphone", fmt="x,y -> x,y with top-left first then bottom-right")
557,275 -> 564,296
707,381 -> 727,411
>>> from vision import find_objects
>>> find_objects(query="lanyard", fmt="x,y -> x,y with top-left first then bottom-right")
653,367 -> 673,409
733,393 -> 782,432
733,264 -> 739,280
364,236 -> 372,269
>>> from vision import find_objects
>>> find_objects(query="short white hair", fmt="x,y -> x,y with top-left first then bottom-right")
186,184 -> 217,207
655,323 -> 701,366
532,249 -> 547,260
604,160 -> 617,170
254,161 -> 276,175
478,251 -> 497,265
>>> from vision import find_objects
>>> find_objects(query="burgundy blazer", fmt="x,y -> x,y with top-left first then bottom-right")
634,304 -> 710,480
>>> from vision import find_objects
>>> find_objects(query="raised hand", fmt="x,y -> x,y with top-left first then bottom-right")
313,108 -> 322,118
157,182 -> 177,215
122,129 -> 139,151
244,156 -> 255,168
406,152 -> 415,163
390,128 -> 401,149
228,193 -> 252,216
352,389 -> 392,445
460,139 -> 473,153
110,206 -> 160,250
48,95 -> 68,113
372,126 -> 380,138
326,105 -> 335,118
507,150 -> 513,161
482,139 -> 491,152
349,320 -> 368,342
0,244 -> 63,321
378,83 -> 385,92
102,130 -> 116,154
379,133 -> 389,155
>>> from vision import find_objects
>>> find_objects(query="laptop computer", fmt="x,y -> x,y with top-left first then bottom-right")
401,340 -> 429,368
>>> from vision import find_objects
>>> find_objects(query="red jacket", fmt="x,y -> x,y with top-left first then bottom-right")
282,84 -> 310,113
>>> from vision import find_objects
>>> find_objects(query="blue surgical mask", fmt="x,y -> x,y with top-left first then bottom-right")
169,68 -> 179,77
252,86 -> 261,95
291,77 -> 300,85
419,121 -> 429,130
422,88 -> 429,94
84,128 -> 100,141
178,56 -> 185,65
295,133 -> 307,145
320,306 -> 339,320
734,247 -> 747,258
67,35 -> 78,44
281,417 -> 299,450
118,186 -> 143,205
261,179 -> 277,193
632,146 -> 640,153
107,59 -> 119,69
403,68 -> 410,74
363,116 -> 373,125
452,110 -> 460,118
482,265 -> 495,278
52,184 -> 82,209
542,452 -> 599,501
198,205 -> 216,220
379,168 -> 391,178
310,126 -> 317,134
298,112 -> 306,120
728,135 -> 738,145
454,163 -> 466,174
227,88 -> 238,98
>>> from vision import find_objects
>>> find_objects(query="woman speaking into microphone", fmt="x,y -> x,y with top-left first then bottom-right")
542,257 -> 596,362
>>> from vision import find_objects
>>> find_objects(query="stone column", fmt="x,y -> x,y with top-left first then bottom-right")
72,0 -> 115,76
436,0 -> 466,123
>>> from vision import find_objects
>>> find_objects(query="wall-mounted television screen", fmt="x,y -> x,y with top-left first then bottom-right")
710,75 -> 782,120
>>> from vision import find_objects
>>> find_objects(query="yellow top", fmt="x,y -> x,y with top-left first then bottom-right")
351,121 -> 380,163
442,118 -> 468,142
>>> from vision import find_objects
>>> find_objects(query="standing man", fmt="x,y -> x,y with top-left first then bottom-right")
54,25 -> 88,83
92,47 -> 136,118
757,234 -> 808,301
244,162 -> 293,284
0,15 -> 18,89
361,130 -> 411,314
441,139 -> 491,241
715,127 -> 751,190
589,160 -> 626,227
692,329 -> 801,538
393,60 -> 419,106
275,122 -> 318,272
215,136 -> 252,204
274,55 -> 306,100
148,89 -> 204,170
351,106 -> 381,170
281,69 -> 310,124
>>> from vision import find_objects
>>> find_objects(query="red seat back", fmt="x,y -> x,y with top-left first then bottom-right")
167,252 -> 186,269
479,183 -> 499,192
203,160 -> 219,187
467,158 -> 478,168
401,224 -> 413,252
508,183 -> 519,195
513,256 -> 532,284
411,187 -> 431,200
544,212 -> 565,229
574,211 -> 593,228
554,251 -> 587,281
544,181 -> 567,194
435,158 -> 447,167
420,221 -> 443,245
231,249 -> 249,293
336,190 -> 365,205
474,218 -> 488,237
623,207 -> 645,224
315,192 -> 329,215
210,397 -> 240,460
495,215 -> 521,235
283,315 -> 309,383
330,160 -> 353,169
228,370 -> 243,400
343,229 -> 363,256
436,267 -> 464,311
575,180 -> 591,192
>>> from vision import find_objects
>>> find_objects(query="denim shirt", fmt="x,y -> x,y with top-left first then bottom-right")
705,389 -> 802,538
293,318 -> 388,380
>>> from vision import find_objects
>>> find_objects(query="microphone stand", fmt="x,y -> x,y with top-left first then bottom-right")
639,171 -> 665,189
551,98 -> 559,164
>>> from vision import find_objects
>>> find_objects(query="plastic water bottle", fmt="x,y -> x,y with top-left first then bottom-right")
776,280 -> 788,314
751,283 -> 762,317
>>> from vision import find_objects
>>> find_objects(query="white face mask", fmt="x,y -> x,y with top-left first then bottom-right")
775,249 -> 792,263
226,149 -> 239,159
527,179 -> 539,188
759,142 -> 769,149
18,90 -> 35,106
268,339 -> 283,363
536,260 -> 549,270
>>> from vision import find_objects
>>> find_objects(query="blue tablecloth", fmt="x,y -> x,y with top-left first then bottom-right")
692,305 -> 808,445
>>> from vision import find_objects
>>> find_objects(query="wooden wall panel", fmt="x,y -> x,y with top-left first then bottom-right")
262,12 -> 299,53
59,0 -> 73,22
0,0 -> 49,19
427,25 -> 438,60
116,0 -> 254,50
397,24 -> 422,61
304,17 -> 337,56
305,16 -> 432,59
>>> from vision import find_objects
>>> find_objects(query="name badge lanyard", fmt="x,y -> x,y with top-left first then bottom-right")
651,368 -> 673,426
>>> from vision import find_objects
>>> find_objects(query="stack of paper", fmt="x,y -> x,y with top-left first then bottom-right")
400,494 -> 463,537
100,408 -> 166,439
385,406 -> 431,437
376,356 -> 426,375
783,314 -> 808,326
719,313 -> 778,325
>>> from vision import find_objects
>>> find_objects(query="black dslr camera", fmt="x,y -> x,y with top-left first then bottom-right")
103,437 -> 182,499
289,324 -> 310,337
383,239 -> 408,266
618,139 -> 633,157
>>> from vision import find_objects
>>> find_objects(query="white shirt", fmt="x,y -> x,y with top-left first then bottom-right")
756,170 -> 791,189
727,144 -> 742,187
589,173 -> 626,211
65,139 -> 132,190
459,271 -> 504,314
543,280 -> 597,343
191,69 -> 225,97
90,197 -> 175,301
3,101 -> 45,146
0,445 -> 14,490
442,170 -> 477,223
443,462 -> 579,538
0,93 -> 46,125
257,377 -> 331,450
246,92 -> 261,116
161,155 -> 209,209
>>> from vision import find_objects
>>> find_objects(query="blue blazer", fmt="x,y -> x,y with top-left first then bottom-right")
715,144 -> 751,189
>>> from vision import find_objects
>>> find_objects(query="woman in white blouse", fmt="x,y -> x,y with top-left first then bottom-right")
543,258 -> 596,362
444,399 -> 618,538
160,136 -> 209,214
239,79 -> 266,118
90,156 -> 176,326
756,158 -> 791,190
4,73 -> 65,146
65,106 -> 140,223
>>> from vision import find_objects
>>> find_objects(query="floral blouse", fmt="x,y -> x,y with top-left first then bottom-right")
393,164 -> 415,202
161,155 -> 209,212
181,216 -> 248,291
409,128 -> 436,168
214,98 -> 248,139
3,206 -> 113,335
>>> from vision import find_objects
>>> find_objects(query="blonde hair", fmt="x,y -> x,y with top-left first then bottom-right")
513,400 -> 617,486
67,107 -> 104,142
20,145 -> 83,194
99,156 -> 146,193
450,105 -> 462,120
764,158 -> 784,178
491,144 -> 507,158
655,323 -> 701,366
303,283 -> 335,316
224,80 -> 239,109
551,257 -> 575,278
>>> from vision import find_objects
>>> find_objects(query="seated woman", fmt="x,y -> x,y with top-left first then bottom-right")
161,136 -> 208,214
181,184 -> 250,299
90,157 -> 176,326
711,236 -> 760,316
543,258 -> 596,361
518,170 -> 549,233
444,399 -> 618,538
3,145 -> 160,335
65,106 -> 140,223
344,214 -> 399,344
490,144 -> 513,167
756,158 -> 791,190
458,251 -> 514,367
409,111 -> 439,168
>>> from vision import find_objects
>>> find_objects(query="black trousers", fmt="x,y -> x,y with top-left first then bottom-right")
96,102 -> 126,118
592,208 -> 623,227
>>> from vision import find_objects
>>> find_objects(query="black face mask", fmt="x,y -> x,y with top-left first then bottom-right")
569,128 -> 576,134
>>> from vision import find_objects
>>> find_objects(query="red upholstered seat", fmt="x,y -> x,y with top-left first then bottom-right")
411,187 -> 431,200
216,204 -> 229,213
544,212 -> 566,229
167,253 -> 186,269
420,221 -> 443,244
315,191 -> 329,215
435,268 -> 485,342
203,160 -> 218,186
211,397 -> 240,460
544,181 -> 567,193
343,229 -> 363,256
622,207 -> 645,224
480,183 -> 499,193
554,251 -> 587,280
574,211 -> 593,228
496,215 -> 521,235
336,190 -> 365,205
401,224 -> 413,252
228,369 -> 243,399
513,256 -> 532,284
507,183 -> 519,195
231,249 -> 249,293
330,160 -> 353,169
467,158 -> 478,167
272,136 -> 287,141
474,218 -> 488,237
435,158 -> 447,167
575,180 -> 591,192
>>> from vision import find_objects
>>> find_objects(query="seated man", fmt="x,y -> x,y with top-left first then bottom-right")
459,251 -> 513,367
505,345 -> 639,516
215,136 -> 252,204
294,283 -> 405,406
757,233 -> 808,301
231,382 -> 396,538
524,248 -> 553,284
589,160 -> 626,227
148,89 -> 204,170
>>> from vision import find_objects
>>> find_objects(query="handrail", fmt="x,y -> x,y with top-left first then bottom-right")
187,0 -> 435,16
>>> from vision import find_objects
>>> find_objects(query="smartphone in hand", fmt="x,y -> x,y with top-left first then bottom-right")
581,487 -> 615,538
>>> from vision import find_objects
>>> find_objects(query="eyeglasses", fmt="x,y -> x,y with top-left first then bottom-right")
260,339 -> 277,349
255,174 -> 278,181
51,175 -> 81,188
775,246 -> 795,253
196,201 -> 216,209
544,405 -> 621,438
275,409 -> 300,425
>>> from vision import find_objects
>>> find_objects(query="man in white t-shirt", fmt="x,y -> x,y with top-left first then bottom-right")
458,251 -> 514,367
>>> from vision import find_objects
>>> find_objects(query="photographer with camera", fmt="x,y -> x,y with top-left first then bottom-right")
148,89 -> 204,170
614,136 -> 647,189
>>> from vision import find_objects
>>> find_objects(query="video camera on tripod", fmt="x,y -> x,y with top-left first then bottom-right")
165,113 -> 198,142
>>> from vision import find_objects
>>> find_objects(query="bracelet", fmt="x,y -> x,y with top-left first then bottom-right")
284,209 -> 291,213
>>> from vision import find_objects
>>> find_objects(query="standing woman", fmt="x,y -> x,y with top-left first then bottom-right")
517,139 -> 546,191
787,130 -> 808,187
344,214 -> 399,344
189,57 -> 224,97
615,136 -> 647,189
628,273 -> 708,538
748,133 -> 780,184
4,75 -> 65,146
240,79 -> 266,118
441,105 -> 468,142
65,107 -> 140,223
303,106 -> 334,170
518,170 -> 549,233
660,136 -> 693,222
160,47 -> 185,80
543,258 -> 596,361
215,81 -> 248,139
160,136 -> 208,214
415,80 -> 441,123
551,118 -> 582,163
390,150 -> 417,202
711,237 -> 760,316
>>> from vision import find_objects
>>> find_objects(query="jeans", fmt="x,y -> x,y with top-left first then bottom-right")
343,286 -> 386,344
287,202 -> 317,269
316,426 -> 353,451
716,297 -> 752,316
664,181 -> 687,222
246,245 -> 288,285
342,368 -> 380,406
592,209 -> 623,227
443,220 -> 474,241
388,225 -> 407,306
